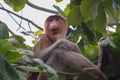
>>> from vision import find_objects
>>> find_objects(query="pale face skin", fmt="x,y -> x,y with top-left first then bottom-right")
44,15 -> 68,42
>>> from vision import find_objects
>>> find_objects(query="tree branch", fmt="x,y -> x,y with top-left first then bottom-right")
26,0 -> 58,14
0,7 -> 43,30
0,3 -> 26,31
8,28 -> 15,35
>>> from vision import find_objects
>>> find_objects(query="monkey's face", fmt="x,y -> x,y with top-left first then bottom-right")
44,15 -> 68,42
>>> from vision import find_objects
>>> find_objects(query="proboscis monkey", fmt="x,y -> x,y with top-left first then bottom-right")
28,15 -> 108,80
33,15 -> 68,56
27,15 -> 68,80
39,39 -> 108,80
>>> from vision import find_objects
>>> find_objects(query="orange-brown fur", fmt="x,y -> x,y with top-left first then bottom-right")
33,15 -> 68,55
28,15 -> 68,80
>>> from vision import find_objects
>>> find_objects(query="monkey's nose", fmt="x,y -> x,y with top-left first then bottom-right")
51,28 -> 59,32
51,28 -> 59,35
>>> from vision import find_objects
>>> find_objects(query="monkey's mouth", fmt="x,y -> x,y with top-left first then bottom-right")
51,28 -> 60,35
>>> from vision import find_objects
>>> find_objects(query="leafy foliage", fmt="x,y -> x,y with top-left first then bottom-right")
0,40 -> 24,63
0,22 -> 31,80
0,21 -> 9,39
34,59 -> 60,80
0,54 -> 19,80
4,0 -> 26,11
80,0 -> 101,20
67,5 -> 84,26
63,0 -> 120,79
17,59 -> 60,80
1,0 -> 120,80
55,0 -> 63,3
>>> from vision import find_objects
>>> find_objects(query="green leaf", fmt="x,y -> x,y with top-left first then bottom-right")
34,59 -> 60,80
16,66 -> 40,72
105,7 -> 118,23
80,0 -> 101,20
0,40 -> 16,54
22,55 -> 33,64
0,21 -> 9,39
94,31 -> 102,41
69,0 -> 81,8
98,37 -> 117,48
6,51 -> 23,63
55,0 -> 63,2
118,0 -> 120,6
113,30 -> 120,48
16,70 -> 26,80
35,41 -> 41,55
93,6 -> 106,33
67,27 -> 80,43
35,30 -> 43,35
9,35 -> 26,49
53,5 -> 66,18
10,35 -> 25,43
0,40 -> 24,63
7,38 -> 18,44
78,37 -> 98,61
4,0 -> 26,11
64,4 -> 70,16
116,22 -> 120,31
102,0 -> 118,23
113,0 -> 119,14
0,71 -> 7,80
83,44 -> 98,61
67,5 -> 84,26
6,48 -> 33,63
16,48 -> 33,55
82,23 -> 97,43
108,38 -> 117,48
0,54 -> 19,80
86,21 -> 103,40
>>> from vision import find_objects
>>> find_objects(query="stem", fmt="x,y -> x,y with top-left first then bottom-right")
0,7 -> 43,30
26,0 -> 58,14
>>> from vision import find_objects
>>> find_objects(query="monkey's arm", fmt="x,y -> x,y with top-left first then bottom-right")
39,39 -> 80,62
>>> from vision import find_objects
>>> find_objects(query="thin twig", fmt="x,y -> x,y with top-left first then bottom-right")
0,7 -> 43,30
8,28 -> 15,35
28,22 -> 32,31
16,10 -> 25,31
26,0 -> 58,14
0,3 -> 26,31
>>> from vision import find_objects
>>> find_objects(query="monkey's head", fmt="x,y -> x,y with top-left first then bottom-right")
44,15 -> 68,42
